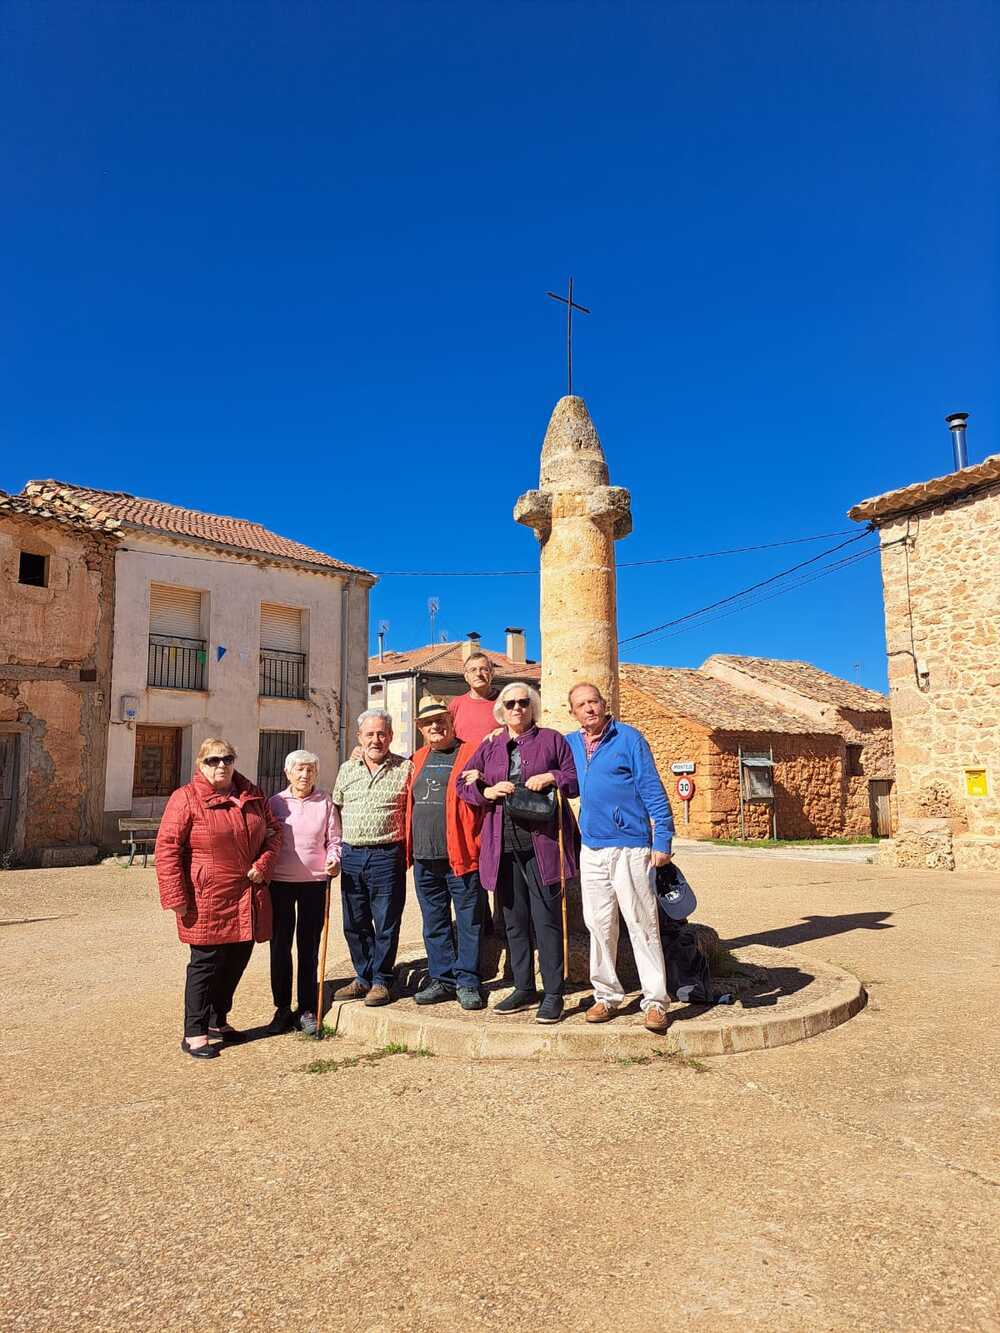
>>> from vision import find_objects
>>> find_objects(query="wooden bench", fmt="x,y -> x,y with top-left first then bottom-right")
119,817 -> 161,868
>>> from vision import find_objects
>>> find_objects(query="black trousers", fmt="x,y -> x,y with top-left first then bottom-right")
270,880 -> 327,1012
496,849 -> 564,997
184,941 -> 254,1038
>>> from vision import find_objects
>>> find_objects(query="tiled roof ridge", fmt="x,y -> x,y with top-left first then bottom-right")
1,487 -> 123,536
848,452 -> 1000,523
21,479 -> 374,577
621,661 -> 836,735
704,653 -> 889,710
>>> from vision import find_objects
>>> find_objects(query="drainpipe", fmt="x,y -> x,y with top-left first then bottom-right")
339,575 -> 353,763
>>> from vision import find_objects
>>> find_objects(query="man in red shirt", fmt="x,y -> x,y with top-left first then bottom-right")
448,651 -> 502,744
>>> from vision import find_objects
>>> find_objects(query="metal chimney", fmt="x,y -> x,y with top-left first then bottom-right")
945,412 -> 969,471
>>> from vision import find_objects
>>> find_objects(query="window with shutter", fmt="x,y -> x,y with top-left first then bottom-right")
260,604 -> 303,652
148,585 -> 206,690
149,585 -> 203,638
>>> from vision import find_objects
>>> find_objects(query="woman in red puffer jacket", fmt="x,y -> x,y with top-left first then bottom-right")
155,737 -> 283,1060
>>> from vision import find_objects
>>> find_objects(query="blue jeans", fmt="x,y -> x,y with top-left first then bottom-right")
340,843 -> 406,989
413,860 -> 484,991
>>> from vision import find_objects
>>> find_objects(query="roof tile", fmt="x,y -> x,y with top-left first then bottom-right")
370,642 -> 541,681
704,654 -> 889,713
621,663 -> 836,735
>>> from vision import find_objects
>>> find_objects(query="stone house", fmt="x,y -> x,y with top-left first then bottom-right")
369,630 -> 540,756
618,658 -> 892,841
18,482 -> 375,845
701,655 -> 895,836
0,488 -> 120,864
850,448 -> 1000,871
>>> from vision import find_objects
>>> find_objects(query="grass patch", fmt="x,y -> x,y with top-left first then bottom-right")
611,1054 -> 652,1068
301,1041 -> 433,1074
710,836 -> 878,848
651,1049 -> 710,1073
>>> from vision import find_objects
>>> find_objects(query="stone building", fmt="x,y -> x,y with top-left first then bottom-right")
850,448 -> 1000,871
618,658 -> 892,841
369,630 -> 540,756
18,481 -> 375,844
0,488 -> 120,864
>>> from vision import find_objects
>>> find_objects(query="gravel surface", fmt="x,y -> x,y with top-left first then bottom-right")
1,856 -> 997,1332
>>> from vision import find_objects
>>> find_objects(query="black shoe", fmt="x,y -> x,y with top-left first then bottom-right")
494,988 -> 539,1015
457,986 -> 485,1011
535,994 -> 564,1025
208,1024 -> 248,1045
180,1039 -> 220,1060
415,980 -> 457,1006
267,1006 -> 295,1034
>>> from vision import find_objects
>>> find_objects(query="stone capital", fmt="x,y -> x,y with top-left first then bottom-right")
514,489 -> 552,539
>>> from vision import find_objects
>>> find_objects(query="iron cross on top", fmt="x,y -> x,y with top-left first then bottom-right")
546,276 -> 590,396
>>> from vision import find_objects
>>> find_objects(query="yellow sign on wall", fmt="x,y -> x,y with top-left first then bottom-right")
964,769 -> 990,799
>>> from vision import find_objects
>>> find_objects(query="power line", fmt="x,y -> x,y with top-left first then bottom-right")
374,528 -> 861,577
627,545 -> 881,651
618,531 -> 872,646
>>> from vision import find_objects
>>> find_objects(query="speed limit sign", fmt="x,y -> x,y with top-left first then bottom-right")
676,776 -> 696,801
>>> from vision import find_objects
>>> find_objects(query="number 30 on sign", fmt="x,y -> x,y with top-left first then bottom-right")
675,776 -> 696,801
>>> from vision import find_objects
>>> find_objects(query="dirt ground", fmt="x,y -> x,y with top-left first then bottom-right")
1,855 -> 998,1333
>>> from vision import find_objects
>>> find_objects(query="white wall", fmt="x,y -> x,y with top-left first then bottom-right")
104,535 -> 370,818
367,675 -> 416,756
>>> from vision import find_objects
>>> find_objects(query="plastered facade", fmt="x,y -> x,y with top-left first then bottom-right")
103,536 -> 370,842
0,512 -> 116,860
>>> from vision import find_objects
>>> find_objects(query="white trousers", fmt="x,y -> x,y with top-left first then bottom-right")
579,844 -> 667,1010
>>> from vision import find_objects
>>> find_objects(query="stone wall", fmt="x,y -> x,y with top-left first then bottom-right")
708,732 -> 846,840
838,709 -> 896,836
0,514 -> 115,859
876,481 -> 1000,871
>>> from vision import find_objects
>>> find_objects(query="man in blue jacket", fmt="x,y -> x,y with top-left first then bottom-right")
566,682 -> 673,1034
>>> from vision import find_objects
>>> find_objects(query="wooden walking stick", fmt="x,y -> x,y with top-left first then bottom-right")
557,788 -> 569,979
315,878 -> 332,1040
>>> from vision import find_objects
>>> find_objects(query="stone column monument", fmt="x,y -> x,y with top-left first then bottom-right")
514,395 -> 632,730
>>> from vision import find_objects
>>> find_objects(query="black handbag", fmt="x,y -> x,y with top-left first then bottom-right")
505,785 -> 557,826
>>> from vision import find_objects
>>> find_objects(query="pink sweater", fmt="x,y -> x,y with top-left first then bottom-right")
267,788 -> 343,882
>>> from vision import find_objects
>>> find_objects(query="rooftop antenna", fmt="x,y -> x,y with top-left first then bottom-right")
427,597 -> 439,645
377,620 -> 390,662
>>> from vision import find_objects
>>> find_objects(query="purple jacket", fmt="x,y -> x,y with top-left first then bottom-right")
458,725 -> 580,890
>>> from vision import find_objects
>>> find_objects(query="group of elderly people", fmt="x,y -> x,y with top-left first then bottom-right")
156,650 -> 678,1058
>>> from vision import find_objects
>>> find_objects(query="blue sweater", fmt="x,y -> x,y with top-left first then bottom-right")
566,720 -> 675,854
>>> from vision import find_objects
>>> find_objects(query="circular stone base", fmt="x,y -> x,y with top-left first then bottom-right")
320,943 -> 867,1061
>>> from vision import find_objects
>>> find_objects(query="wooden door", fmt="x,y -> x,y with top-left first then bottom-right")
133,726 -> 181,798
0,733 -> 21,852
868,780 -> 893,837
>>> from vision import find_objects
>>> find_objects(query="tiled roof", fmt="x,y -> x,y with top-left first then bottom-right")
0,488 -> 123,537
621,663 -> 836,735
370,642 -> 541,681
704,654 -> 889,713
848,453 -> 1000,523
21,481 -> 374,578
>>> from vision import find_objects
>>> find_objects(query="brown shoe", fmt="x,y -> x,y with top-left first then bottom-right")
333,979 -> 369,1001
585,1000 -> 616,1024
364,984 -> 392,1007
644,1004 -> 670,1034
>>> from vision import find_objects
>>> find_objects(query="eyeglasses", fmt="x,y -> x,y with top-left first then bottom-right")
503,698 -> 530,710
203,755 -> 235,767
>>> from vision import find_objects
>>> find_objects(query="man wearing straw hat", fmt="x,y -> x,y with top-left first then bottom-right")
405,696 -> 486,1010
566,682 -> 673,1034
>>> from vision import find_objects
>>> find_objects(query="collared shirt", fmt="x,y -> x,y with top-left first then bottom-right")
582,718 -> 612,760
332,753 -> 412,846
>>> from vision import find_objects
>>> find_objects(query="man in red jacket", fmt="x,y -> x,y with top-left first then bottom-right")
405,696 -> 486,1010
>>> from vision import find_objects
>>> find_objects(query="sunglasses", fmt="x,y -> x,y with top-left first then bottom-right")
203,755 -> 235,767
503,698 -> 530,710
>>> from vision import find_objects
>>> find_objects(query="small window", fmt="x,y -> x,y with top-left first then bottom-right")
18,552 -> 48,587
846,744 -> 864,777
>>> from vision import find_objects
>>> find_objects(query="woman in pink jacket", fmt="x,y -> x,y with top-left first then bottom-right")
266,749 -> 342,1035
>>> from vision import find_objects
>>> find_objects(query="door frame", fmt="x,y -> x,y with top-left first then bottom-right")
132,725 -> 183,800
868,779 -> 893,837
0,724 -> 30,856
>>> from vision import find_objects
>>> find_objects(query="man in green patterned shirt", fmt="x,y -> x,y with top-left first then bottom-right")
331,709 -> 412,1007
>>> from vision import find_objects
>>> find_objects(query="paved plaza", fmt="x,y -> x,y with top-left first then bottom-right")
2,854 -> 998,1332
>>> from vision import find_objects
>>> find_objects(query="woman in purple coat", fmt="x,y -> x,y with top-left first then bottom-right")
458,681 -> 580,1024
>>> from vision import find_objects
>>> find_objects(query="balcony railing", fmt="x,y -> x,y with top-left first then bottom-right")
260,648 -> 307,699
148,635 -> 207,691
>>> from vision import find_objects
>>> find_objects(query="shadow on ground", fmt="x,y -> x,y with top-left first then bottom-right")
725,910 -> 894,951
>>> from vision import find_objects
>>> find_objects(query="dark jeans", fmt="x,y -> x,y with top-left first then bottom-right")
340,842 -> 406,989
413,859 -> 484,991
496,849 -> 564,997
184,941 -> 254,1038
270,880 -> 327,1012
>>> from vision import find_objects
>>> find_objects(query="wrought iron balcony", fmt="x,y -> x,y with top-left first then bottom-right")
260,648 -> 307,700
148,635 -> 207,691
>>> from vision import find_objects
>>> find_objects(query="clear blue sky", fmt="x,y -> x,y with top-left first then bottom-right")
3,1 -> 997,690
